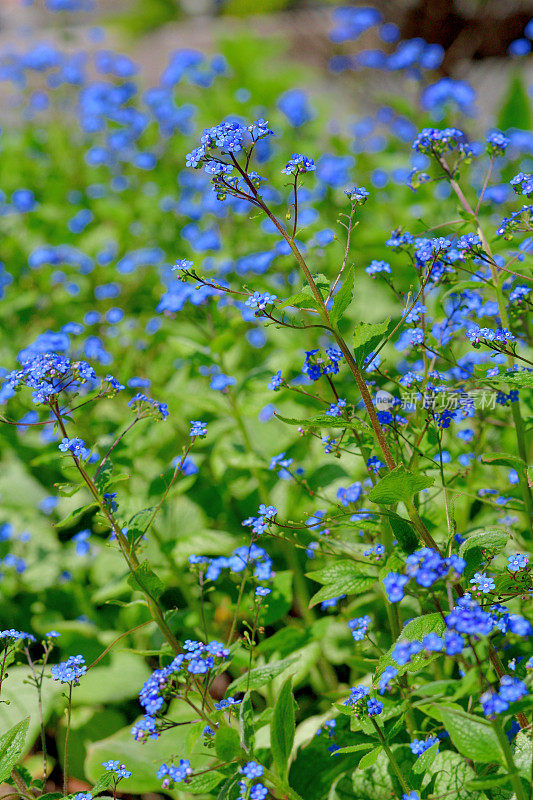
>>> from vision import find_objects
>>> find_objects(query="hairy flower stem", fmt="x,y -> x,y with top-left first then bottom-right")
51,404 -> 180,655
492,717 -> 527,800
370,717 -> 410,797
263,768 -> 305,800
63,683 -> 72,796
444,167 -> 533,534
250,196 -> 440,552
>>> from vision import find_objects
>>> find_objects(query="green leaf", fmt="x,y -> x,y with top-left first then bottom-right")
214,725 -> 241,762
239,693 -> 255,753
465,774 -> 510,790
0,718 -> 29,783
426,751 -> 487,800
480,452 -> 526,470
227,655 -> 299,693
94,460 -> 113,492
386,513 -> 418,554
498,71 -> 531,131
126,508 -> 155,546
486,370 -> 533,390
53,503 -> 97,529
368,465 -> 434,505
358,746 -> 382,770
439,706 -> 503,764
54,481 -> 83,497
353,319 -> 392,368
271,677 -> 295,780
334,743 -> 374,755
309,572 -> 376,608
186,771 -> 225,795
260,570 -> 293,626
330,263 -> 355,326
458,529 -> 508,558
306,561 -> 377,584
412,742 -> 439,774
216,774 -> 241,800
91,771 -> 116,796
276,413 -> 368,431
126,560 -> 164,600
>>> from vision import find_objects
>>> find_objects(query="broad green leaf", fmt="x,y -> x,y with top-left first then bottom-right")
358,746 -> 382,770
481,452 -> 526,470
260,570 -> 293,626
309,573 -> 376,608
423,750 -> 487,800
459,529 -> 508,558
214,724 -> 241,762
127,560 -> 164,600
0,668 -> 61,757
227,655 -> 299,693
498,71 -> 531,131
53,503 -> 98,529
412,742 -> 439,774
466,774 -> 510,790
386,513 -> 418,554
186,771 -> 225,795
271,677 -> 295,780
353,318 -> 392,368
307,561 -> 377,584
216,774 -> 241,800
368,465 -> 434,505
0,718 -> 29,783
439,706 -> 503,764
239,693 -> 255,753
330,263 -> 355,327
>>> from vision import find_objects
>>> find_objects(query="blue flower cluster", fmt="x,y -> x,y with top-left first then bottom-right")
156,759 -> 193,789
302,347 -> 343,381
281,154 -> 316,176
133,641 -> 230,741
189,542 -> 273,582
58,437 -> 90,459
410,736 -> 439,756
348,615 -> 371,641
466,327 -> 516,345
128,393 -> 169,420
2,352 -> 96,405
239,761 -> 268,800
383,548 -> 466,602
102,760 -> 132,780
480,675 -> 528,717
51,654 -> 87,684
242,504 -> 277,536
344,684 -> 383,717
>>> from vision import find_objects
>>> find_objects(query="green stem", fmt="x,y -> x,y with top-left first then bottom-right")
263,768 -> 305,800
370,717 -> 410,797
52,404 -> 180,654
63,684 -> 72,796
447,171 -> 533,534
492,718 -> 527,800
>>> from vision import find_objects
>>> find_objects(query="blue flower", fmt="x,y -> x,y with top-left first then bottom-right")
383,573 -> 409,603
189,420 -> 207,437
51,654 -> 86,684
508,553 -> 528,572
470,572 -> 495,594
